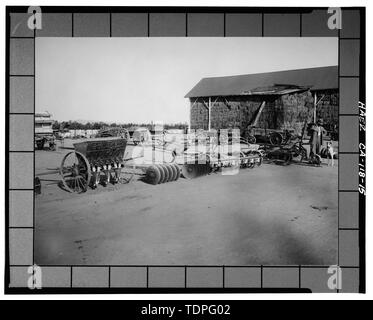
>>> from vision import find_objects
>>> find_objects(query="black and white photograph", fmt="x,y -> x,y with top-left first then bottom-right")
34,37 -> 339,266
5,4 -> 366,297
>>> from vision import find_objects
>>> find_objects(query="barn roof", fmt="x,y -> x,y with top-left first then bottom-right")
185,66 -> 338,98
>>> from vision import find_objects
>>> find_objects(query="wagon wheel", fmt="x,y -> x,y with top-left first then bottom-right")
247,134 -> 256,144
59,151 -> 91,193
269,132 -> 283,145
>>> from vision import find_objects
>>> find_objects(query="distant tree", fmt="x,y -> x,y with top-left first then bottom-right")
61,121 -> 70,130
92,122 -> 102,130
52,120 -> 60,130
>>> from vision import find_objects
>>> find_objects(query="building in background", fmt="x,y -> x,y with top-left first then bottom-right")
35,111 -> 54,135
185,66 -> 338,138
35,111 -> 56,150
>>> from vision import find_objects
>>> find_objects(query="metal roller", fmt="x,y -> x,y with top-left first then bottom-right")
172,163 -> 181,181
158,164 -> 170,183
145,165 -> 162,185
168,163 -> 178,181
155,164 -> 166,184
164,164 -> 174,182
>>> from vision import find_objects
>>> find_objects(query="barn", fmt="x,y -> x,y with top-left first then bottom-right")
185,66 -> 338,138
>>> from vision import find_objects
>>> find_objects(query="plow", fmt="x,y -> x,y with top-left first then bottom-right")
35,133 -> 263,194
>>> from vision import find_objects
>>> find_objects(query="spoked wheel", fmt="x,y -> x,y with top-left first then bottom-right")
59,151 -> 92,193
292,146 -> 307,163
247,135 -> 256,144
269,132 -> 283,145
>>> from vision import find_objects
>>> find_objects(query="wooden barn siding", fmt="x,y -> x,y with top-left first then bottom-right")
189,90 -> 338,136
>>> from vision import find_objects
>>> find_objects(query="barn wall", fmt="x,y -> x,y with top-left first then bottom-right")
280,91 -> 314,135
189,89 -> 339,137
190,96 -> 279,131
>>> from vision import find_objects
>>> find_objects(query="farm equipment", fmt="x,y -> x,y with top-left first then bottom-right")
177,131 -> 263,179
96,127 -> 130,140
144,163 -> 181,185
243,100 -> 300,147
57,138 -> 127,192
35,135 -> 56,151
35,112 -> 56,151
241,99 -> 324,166
265,139 -> 307,165
262,123 -> 322,166
132,127 -> 152,145
35,128 -> 263,194
179,149 -> 262,179
36,137 -> 182,193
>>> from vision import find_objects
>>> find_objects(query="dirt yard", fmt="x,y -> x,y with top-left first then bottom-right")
35,139 -> 338,266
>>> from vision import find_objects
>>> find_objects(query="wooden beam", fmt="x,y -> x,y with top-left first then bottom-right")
251,101 -> 266,127
208,97 -> 211,131
313,92 -> 317,123
190,97 -> 199,109
202,99 -> 209,110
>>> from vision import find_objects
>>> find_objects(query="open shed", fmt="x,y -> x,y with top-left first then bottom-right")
185,66 -> 338,136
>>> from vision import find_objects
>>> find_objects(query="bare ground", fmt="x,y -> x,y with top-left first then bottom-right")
35,139 -> 338,266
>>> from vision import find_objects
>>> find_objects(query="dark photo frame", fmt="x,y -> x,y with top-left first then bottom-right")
5,6 -> 365,294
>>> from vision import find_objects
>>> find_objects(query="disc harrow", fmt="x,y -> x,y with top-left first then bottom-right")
145,163 -> 181,185
179,149 -> 262,179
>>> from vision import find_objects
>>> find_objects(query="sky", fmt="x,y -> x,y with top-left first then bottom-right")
36,37 -> 338,124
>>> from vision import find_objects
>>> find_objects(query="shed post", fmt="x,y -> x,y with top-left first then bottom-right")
208,96 -> 211,131
313,92 -> 317,123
